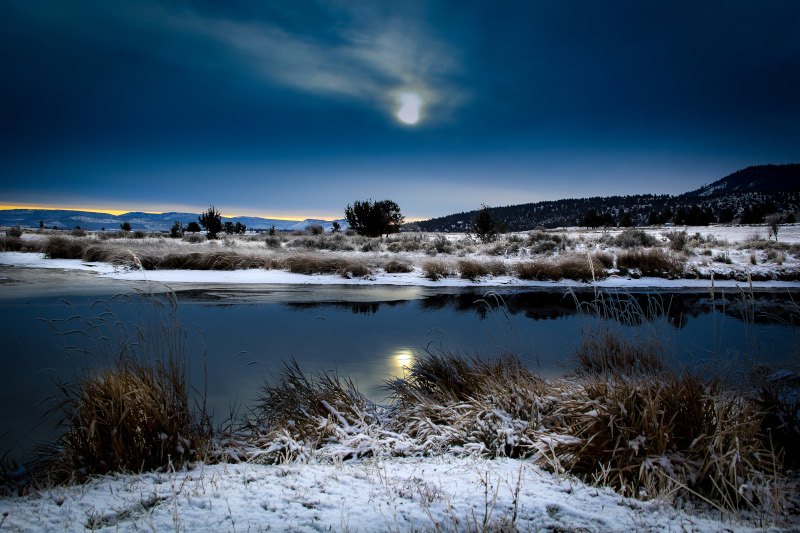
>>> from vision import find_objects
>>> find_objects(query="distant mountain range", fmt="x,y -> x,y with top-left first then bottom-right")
0,209 -> 347,233
3,165 -> 798,234
417,164 -> 800,232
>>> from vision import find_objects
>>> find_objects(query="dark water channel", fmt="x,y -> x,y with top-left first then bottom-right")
2,285 -> 798,461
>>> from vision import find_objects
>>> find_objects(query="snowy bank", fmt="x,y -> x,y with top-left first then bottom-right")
0,456 -> 786,532
2,252 -> 799,291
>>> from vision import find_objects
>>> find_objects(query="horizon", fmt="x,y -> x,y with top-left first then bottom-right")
2,2 -> 799,217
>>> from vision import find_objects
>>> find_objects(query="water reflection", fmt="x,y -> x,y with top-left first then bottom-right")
1,287 -> 797,462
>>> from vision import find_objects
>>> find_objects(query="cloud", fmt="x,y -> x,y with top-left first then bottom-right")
165,2 -> 467,120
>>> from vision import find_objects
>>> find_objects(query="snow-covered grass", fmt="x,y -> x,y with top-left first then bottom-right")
2,224 -> 800,289
2,287 -> 798,531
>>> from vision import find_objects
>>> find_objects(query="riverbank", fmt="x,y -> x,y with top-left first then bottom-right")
1,455 -> 788,532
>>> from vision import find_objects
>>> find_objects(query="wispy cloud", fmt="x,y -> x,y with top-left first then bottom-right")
166,2 -> 466,120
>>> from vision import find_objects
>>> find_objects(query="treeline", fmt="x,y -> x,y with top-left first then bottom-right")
417,191 -> 800,232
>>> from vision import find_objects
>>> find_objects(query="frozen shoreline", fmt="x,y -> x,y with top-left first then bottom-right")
2,251 -> 799,292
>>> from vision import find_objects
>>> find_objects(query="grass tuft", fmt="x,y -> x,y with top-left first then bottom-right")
34,292 -> 210,484
617,249 -> 684,277
249,359 -> 379,462
514,255 -> 606,282
423,260 -> 452,281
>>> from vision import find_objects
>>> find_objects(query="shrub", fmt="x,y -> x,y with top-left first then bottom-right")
360,238 -> 381,252
70,227 -> 86,237
183,233 -> 206,244
384,260 -> 412,273
430,236 -> 453,254
6,226 -> 23,238
307,224 -> 324,235
591,251 -> 614,269
531,240 -> 559,254
664,230 -> 688,252
612,228 -> 657,248
43,236 -> 86,259
616,249 -> 684,277
265,235 -> 282,248
458,259 -> 488,281
119,221 -> 132,231
713,252 -> 732,264
423,260 -> 451,281
0,236 -> 25,252
402,240 -> 421,252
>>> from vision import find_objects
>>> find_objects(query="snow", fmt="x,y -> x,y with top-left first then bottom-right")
2,252 -> 799,290
0,456 -> 783,532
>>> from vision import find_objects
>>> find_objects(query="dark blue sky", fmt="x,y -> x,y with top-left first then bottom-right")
1,1 -> 798,220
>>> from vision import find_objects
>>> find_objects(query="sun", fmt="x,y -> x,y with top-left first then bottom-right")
396,92 -> 422,125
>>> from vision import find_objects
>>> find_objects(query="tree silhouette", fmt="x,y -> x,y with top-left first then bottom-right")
471,204 -> 498,243
344,199 -> 404,237
199,205 -> 223,238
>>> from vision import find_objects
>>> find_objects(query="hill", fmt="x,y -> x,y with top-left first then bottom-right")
417,165 -> 800,232
684,164 -> 800,197
0,209 -> 346,232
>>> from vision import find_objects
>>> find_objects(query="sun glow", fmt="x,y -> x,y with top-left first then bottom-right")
396,93 -> 422,125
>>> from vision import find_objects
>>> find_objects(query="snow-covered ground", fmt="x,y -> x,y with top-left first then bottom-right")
1,251 -> 799,291
1,456 -> 788,532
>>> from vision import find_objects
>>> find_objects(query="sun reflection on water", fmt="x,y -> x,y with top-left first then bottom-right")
391,348 -> 413,376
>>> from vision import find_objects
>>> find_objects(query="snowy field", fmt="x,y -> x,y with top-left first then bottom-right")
1,224 -> 799,532
0,456 -> 788,532
1,224 -> 800,290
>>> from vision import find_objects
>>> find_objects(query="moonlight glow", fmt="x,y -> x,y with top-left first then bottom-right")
396,93 -> 422,125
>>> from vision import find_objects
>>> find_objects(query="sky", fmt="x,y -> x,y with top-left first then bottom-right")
1,1 -> 799,221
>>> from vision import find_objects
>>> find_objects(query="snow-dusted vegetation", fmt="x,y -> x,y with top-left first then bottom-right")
1,284 -> 798,531
2,224 -> 800,287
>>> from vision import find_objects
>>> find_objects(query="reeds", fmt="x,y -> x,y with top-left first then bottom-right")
458,259 -> 507,281
514,255 -> 606,282
34,291 -> 211,484
423,260 -> 452,281
248,359 -> 380,462
617,248 -> 684,277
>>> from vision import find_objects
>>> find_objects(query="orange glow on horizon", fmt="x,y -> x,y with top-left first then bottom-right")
0,204 -> 358,222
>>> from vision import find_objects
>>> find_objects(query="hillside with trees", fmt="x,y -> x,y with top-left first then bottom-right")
417,165 -> 800,232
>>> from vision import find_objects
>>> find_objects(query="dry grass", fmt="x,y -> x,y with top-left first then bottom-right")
423,260 -> 452,281
543,372 -> 774,510
384,260 -> 413,273
386,350 -> 553,458
591,250 -> 614,269
514,255 -> 606,282
616,248 -> 684,277
34,292 -> 211,484
42,235 -> 88,259
0,236 -> 27,252
457,259 -> 509,280
278,255 -> 372,278
611,228 -> 658,248
249,359 -> 379,462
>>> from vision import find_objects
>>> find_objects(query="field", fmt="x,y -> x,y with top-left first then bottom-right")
2,224 -> 800,288
1,224 -> 799,531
